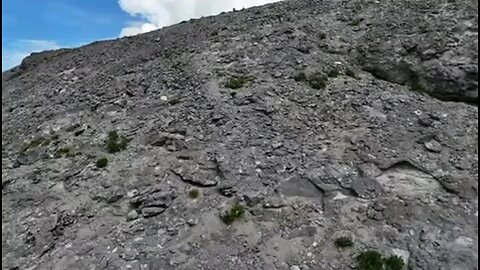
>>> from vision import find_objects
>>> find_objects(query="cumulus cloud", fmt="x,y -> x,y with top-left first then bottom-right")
120,22 -> 158,37
118,0 -> 282,36
2,39 -> 61,71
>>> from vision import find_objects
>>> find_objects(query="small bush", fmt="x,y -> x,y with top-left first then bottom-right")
307,72 -> 328,90
21,137 -> 50,153
221,204 -> 245,225
294,72 -> 307,82
108,131 -> 119,141
225,76 -> 248,89
106,131 -> 129,153
384,256 -> 405,270
54,147 -> 71,158
41,139 -> 51,146
96,158 -> 108,168
357,250 -> 405,270
294,71 -> 329,90
334,237 -> 354,248
327,68 -> 340,78
358,250 -> 384,270
188,189 -> 200,199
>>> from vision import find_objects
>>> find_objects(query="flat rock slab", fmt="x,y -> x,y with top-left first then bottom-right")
171,162 -> 220,187
279,177 -> 324,199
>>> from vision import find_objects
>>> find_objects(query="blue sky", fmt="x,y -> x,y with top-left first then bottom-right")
2,0 -> 130,70
2,0 -> 280,71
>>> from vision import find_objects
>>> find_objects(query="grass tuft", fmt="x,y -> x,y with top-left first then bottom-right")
225,76 -> 249,89
221,204 -> 245,225
21,137 -> 50,153
54,147 -> 71,158
106,131 -> 129,153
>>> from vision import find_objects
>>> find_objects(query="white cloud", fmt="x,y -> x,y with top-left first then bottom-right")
120,22 -> 158,37
2,39 -> 61,71
118,0 -> 282,36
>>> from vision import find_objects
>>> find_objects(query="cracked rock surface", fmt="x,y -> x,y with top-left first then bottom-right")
2,0 -> 478,269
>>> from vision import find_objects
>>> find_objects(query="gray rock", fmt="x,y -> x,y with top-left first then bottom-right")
107,189 -> 124,204
218,186 -> 236,197
263,197 -> 287,209
171,163 -> 219,187
141,207 -> 167,218
144,191 -> 175,208
127,210 -> 139,221
12,159 -> 21,168
129,187 -> 176,218
186,219 -> 197,226
243,194 -> 263,207
424,140 -> 442,153
16,148 -> 48,165
418,117 -> 434,127
350,177 -> 384,199
1,0 -> 478,269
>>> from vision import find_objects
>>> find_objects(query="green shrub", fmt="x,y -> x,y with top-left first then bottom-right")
357,250 -> 405,270
307,72 -> 328,90
188,189 -> 200,199
334,237 -> 354,248
294,72 -> 307,82
96,158 -> 108,168
225,76 -> 248,89
108,131 -> 119,141
21,137 -> 50,153
106,131 -> 129,153
221,204 -> 245,225
54,147 -> 71,158
294,71 -> 329,90
384,256 -> 405,270
327,68 -> 340,78
41,139 -> 51,146
358,250 -> 384,270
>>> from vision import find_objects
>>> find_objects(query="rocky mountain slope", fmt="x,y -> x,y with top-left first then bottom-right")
2,0 -> 478,269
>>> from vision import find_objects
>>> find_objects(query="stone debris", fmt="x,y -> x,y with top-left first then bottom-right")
1,0 -> 477,269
